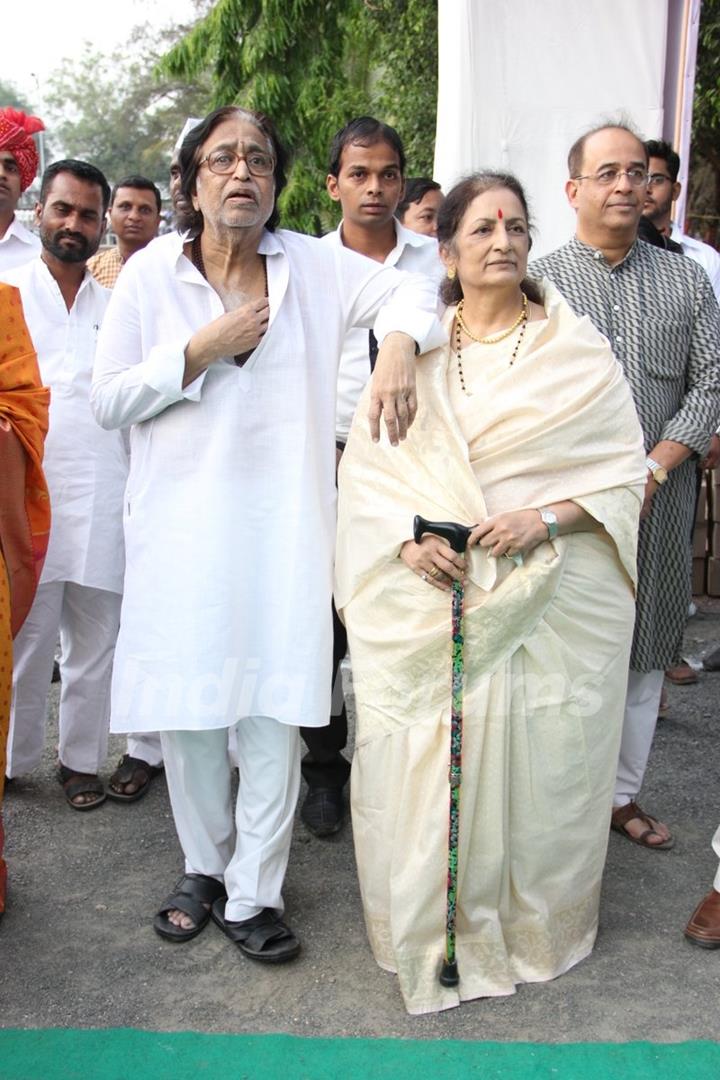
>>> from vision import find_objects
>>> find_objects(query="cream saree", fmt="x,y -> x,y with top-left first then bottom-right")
335,282 -> 647,1014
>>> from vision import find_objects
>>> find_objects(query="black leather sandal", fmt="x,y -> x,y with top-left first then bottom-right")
57,764 -> 106,811
107,754 -> 164,803
153,873 -> 227,942
211,897 -> 301,963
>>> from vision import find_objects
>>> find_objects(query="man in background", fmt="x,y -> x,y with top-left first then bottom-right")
298,117 -> 443,837
643,139 -> 720,301
88,176 -> 161,288
531,123 -> 720,852
1,160 -> 128,810
0,108 -> 43,271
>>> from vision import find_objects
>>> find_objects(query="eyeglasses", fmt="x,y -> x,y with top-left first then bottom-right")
647,172 -> 673,188
572,168 -> 649,187
198,149 -> 275,178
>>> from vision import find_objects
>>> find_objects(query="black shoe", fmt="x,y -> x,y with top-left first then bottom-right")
300,787 -> 346,837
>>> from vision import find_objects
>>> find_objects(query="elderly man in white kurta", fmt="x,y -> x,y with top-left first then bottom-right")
1,160 -> 127,809
91,106 -> 445,960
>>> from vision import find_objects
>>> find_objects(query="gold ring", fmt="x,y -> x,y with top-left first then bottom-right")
428,566 -> 440,578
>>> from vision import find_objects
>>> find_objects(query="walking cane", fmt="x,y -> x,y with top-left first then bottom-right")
413,515 -> 472,988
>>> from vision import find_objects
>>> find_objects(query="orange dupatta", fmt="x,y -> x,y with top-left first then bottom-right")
0,282 -> 49,910
0,282 -> 50,636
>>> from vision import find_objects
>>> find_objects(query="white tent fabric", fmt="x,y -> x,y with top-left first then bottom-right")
434,0 -> 697,256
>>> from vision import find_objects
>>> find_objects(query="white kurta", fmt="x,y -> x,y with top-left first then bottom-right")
0,217 -> 40,273
91,228 -> 445,733
323,220 -> 444,443
0,258 -> 127,593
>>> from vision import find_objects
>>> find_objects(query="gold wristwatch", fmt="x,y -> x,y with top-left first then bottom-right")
646,457 -> 668,485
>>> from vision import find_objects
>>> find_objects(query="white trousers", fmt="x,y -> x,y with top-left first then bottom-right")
614,668 -> 664,807
126,732 -> 163,768
161,716 -> 300,921
713,825 -> 720,892
7,581 -> 121,777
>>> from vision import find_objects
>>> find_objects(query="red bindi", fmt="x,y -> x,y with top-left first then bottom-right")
497,208 -> 503,219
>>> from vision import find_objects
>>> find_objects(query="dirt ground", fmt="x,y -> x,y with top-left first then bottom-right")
1,602 -> 719,1041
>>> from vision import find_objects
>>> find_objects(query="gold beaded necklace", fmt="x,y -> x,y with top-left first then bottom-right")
454,293 -> 529,396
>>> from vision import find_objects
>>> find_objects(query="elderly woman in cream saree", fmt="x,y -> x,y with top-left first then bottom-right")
335,173 -> 646,1015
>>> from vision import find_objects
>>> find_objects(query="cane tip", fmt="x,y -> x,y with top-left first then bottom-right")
439,960 -> 459,987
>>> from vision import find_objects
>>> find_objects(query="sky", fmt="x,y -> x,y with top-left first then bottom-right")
4,0 -> 198,109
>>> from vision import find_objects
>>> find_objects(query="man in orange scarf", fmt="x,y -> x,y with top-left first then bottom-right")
0,281 -> 50,916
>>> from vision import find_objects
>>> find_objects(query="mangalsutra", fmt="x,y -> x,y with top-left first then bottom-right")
456,293 -> 528,344
454,293 -> 529,396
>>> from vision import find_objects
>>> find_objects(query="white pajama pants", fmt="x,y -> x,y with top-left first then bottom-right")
126,732 -> 163,768
713,826 -> 720,892
614,668 -> 665,806
161,716 -> 301,921
6,581 -> 122,777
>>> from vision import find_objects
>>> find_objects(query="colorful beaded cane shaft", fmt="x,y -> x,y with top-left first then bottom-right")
411,515 -> 471,989
439,576 -> 464,987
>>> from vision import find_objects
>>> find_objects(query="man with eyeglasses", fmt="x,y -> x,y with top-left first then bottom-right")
643,139 -> 720,302
91,106 -> 444,960
531,123 -> 720,854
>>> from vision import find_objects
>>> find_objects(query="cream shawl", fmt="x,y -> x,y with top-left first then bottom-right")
335,281 -> 646,728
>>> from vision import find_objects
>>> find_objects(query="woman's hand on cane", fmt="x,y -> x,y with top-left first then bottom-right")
400,534 -> 465,592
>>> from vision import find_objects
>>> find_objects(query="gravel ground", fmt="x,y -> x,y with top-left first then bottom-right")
1,601 -> 719,1040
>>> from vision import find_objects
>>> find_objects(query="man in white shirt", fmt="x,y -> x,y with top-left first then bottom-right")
1,160 -> 128,810
643,139 -> 720,302
90,106 -> 445,958
298,118 -> 444,838
0,107 -> 43,271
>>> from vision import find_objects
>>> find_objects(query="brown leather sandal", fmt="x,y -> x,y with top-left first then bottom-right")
611,801 -> 674,850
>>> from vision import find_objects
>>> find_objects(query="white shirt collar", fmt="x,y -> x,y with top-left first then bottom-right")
0,215 -> 37,246
331,218 -> 434,266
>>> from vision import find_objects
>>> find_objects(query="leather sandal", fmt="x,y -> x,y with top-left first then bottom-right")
153,873 -> 227,943
211,896 -> 301,963
57,764 -> 106,812
107,754 -> 164,803
611,801 -> 674,850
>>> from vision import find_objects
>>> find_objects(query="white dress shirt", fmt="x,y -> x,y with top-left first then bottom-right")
1,257 -> 128,592
91,228 -> 446,733
0,216 -> 41,272
322,220 -> 445,442
671,223 -> 720,302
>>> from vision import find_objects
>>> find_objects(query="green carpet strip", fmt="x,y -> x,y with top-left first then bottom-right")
0,1029 -> 718,1079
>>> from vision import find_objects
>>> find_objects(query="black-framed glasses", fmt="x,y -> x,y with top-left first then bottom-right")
573,167 -> 649,187
647,172 -> 673,188
198,149 -> 275,178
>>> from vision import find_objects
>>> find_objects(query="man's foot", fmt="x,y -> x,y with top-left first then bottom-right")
300,787 -> 346,837
57,763 -> 106,811
665,662 -> 698,685
611,801 -> 674,849
107,754 -> 164,803
153,873 -> 227,942
685,888 -> 720,948
211,898 -> 301,963
658,688 -> 670,718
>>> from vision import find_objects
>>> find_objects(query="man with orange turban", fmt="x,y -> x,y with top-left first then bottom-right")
0,108 -> 44,272
0,281 -> 50,917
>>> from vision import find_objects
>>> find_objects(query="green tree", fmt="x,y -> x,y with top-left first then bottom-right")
159,0 -> 437,233
0,79 -> 35,113
44,22 -> 213,192
689,0 -> 720,244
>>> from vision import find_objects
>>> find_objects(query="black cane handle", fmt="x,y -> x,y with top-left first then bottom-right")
413,515 -> 472,554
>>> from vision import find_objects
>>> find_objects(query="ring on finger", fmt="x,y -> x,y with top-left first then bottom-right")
421,571 -> 428,581
428,566 -> 441,578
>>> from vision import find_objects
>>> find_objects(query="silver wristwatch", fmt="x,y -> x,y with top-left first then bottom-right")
538,507 -> 559,540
